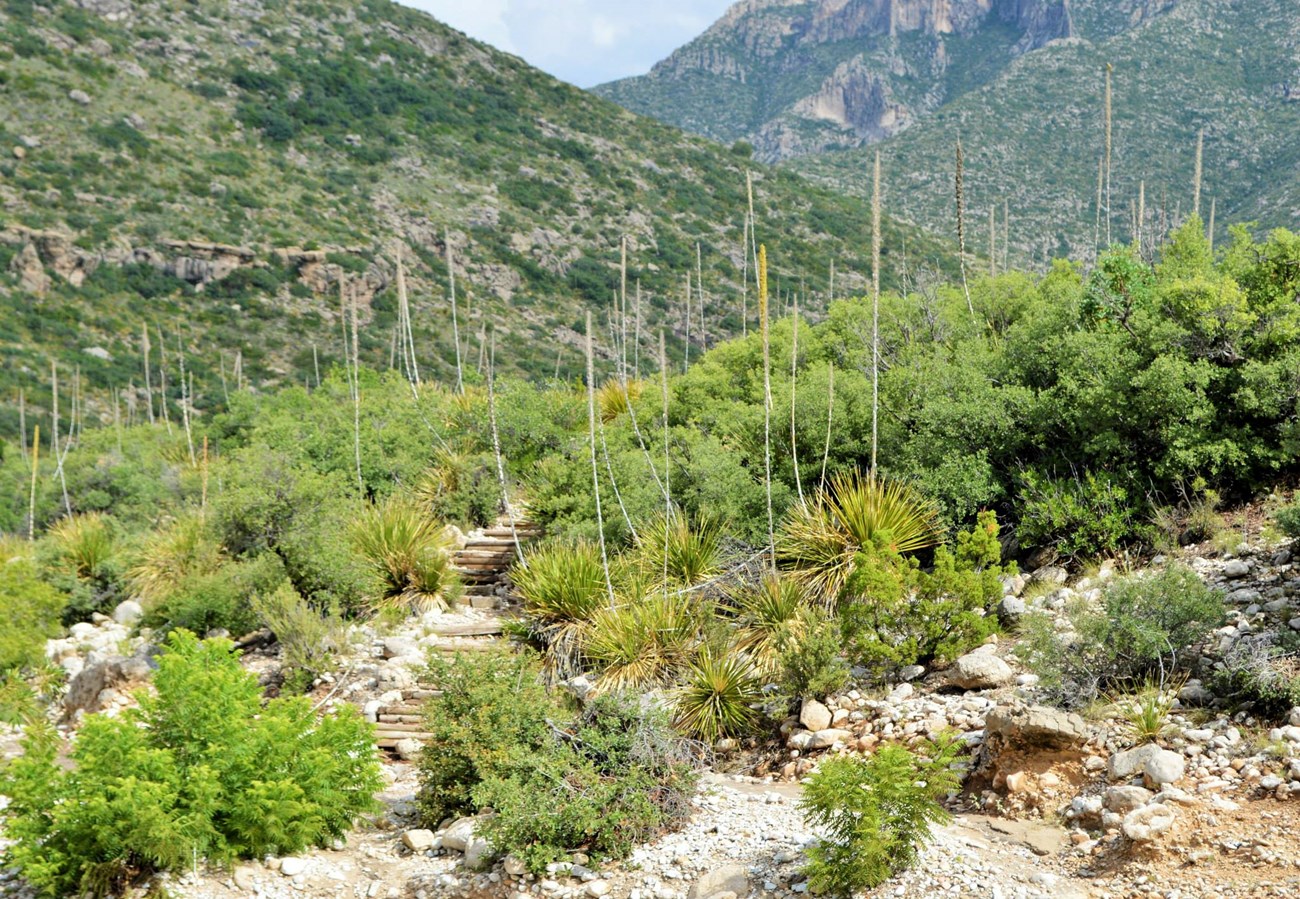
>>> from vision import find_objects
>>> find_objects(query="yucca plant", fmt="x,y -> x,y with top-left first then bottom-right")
779,471 -> 942,607
1113,677 -> 1183,745
44,513 -> 116,582
352,497 -> 460,613
585,594 -> 699,692
730,575 -> 811,674
637,509 -> 727,588
512,540 -> 609,677
126,515 -> 224,606
596,378 -> 643,422
674,646 -> 761,743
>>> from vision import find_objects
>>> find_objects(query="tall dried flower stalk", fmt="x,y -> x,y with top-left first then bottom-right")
1104,63 -> 1113,247
759,244 -> 775,568
447,229 -> 464,394
871,151 -> 882,476
955,139 -> 973,317
585,313 -> 616,609
1192,129 -> 1204,219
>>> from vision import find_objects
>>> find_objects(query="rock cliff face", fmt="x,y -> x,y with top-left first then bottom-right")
596,0 -> 1118,161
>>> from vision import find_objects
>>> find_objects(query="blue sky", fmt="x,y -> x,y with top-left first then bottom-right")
403,1 -> 735,88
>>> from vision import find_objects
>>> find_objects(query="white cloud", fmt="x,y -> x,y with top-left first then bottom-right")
401,0 -> 736,87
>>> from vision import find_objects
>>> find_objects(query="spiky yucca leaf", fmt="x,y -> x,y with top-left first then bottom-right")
731,575 -> 812,674
596,378 -> 644,422
586,594 -> 699,693
512,540 -> 609,677
127,515 -> 223,606
674,646 -> 761,743
45,512 -> 116,581
778,471 -> 941,607
352,498 -> 460,613
637,509 -> 727,588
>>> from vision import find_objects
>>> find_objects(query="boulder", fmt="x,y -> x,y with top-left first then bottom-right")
997,596 -> 1026,625
112,599 -> 143,626
949,649 -> 1014,690
279,857 -> 306,877
799,699 -> 832,732
1122,803 -> 1176,842
232,865 -> 258,892
687,864 -> 748,899
62,654 -> 151,720
984,704 -> 1088,750
68,89 -> 92,105
442,817 -> 478,852
463,837 -> 493,870
402,829 -> 437,852
382,636 -> 418,660
1222,559 -> 1250,579
1108,744 -> 1185,786
1031,565 -> 1068,586
1104,785 -> 1154,814
395,738 -> 423,761
806,728 -> 853,750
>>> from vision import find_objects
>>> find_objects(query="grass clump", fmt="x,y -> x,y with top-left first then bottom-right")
417,649 -> 699,874
1016,564 -> 1224,705
352,497 -> 459,613
0,631 -> 381,898
799,736 -> 963,897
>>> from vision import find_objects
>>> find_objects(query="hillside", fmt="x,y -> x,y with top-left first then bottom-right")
597,0 -> 1300,264
0,0 -> 956,437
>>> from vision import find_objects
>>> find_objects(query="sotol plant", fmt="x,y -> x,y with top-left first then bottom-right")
352,497 -> 459,613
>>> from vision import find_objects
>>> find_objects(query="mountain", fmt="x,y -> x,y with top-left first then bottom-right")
597,0 -> 1300,263
0,0 -> 956,437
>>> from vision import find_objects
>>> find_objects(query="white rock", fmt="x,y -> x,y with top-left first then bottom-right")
949,648 -> 1013,690
442,817 -> 478,852
799,699 -> 832,732
1122,803 -> 1177,842
279,857 -> 307,877
587,882 -> 610,898
112,600 -> 143,625
1223,560 -> 1251,578
402,829 -> 437,852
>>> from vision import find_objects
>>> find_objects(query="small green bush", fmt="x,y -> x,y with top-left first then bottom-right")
799,737 -> 963,897
147,552 -> 287,637
1208,635 -> 1300,721
1016,564 -> 1224,704
416,650 -> 698,873
776,609 -> 849,703
251,580 -> 348,693
0,539 -> 67,672
1,631 -> 381,897
838,512 -> 1009,679
1015,469 -> 1150,560
1274,503 -> 1300,540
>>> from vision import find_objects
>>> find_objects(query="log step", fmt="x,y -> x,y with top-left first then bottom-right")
378,713 -> 425,725
429,620 -> 506,637
378,734 -> 431,748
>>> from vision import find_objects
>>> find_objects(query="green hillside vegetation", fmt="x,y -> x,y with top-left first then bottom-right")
0,0 -> 956,440
795,0 -> 1300,264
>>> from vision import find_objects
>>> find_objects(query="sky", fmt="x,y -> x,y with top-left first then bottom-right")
403,1 -> 736,88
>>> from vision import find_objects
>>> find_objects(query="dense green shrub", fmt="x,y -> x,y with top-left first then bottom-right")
1016,564 -> 1225,704
1015,469 -> 1151,560
775,609 -> 849,703
146,552 -> 287,637
1274,503 -> 1300,540
38,512 -> 123,623
838,512 -> 1010,678
0,539 -> 67,672
799,738 -> 963,897
0,631 -> 381,897
417,650 -> 698,872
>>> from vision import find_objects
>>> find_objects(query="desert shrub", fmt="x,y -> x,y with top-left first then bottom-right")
584,594 -> 699,692
1274,503 -> 1300,541
512,539 -> 608,678
251,580 -> 348,693
731,575 -> 812,674
38,512 -> 123,623
351,497 -> 459,613
799,737 -> 963,897
775,609 -> 849,704
673,646 -> 760,742
0,539 -> 67,672
414,450 -> 502,529
1016,564 -> 1224,704
146,552 -> 287,637
1015,469 -> 1151,560
779,472 -> 942,607
636,509 -> 727,587
0,631 -> 381,898
417,651 -> 698,872
125,514 -> 223,607
838,512 -> 1009,678
1207,635 -> 1300,721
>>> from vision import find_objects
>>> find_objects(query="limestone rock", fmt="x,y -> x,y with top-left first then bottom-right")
112,599 -> 143,625
9,243 -> 49,295
984,704 -> 1088,749
68,89 -> 92,105
402,829 -> 437,852
1122,803 -> 1176,842
233,865 -> 258,892
395,738 -> 423,761
1223,559 -> 1250,579
1104,785 -> 1154,814
687,864 -> 748,899
442,817 -> 478,852
463,837 -> 493,870
1108,744 -> 1185,786
799,698 -> 832,732
949,648 -> 1013,690
279,857 -> 306,877
806,728 -> 853,750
